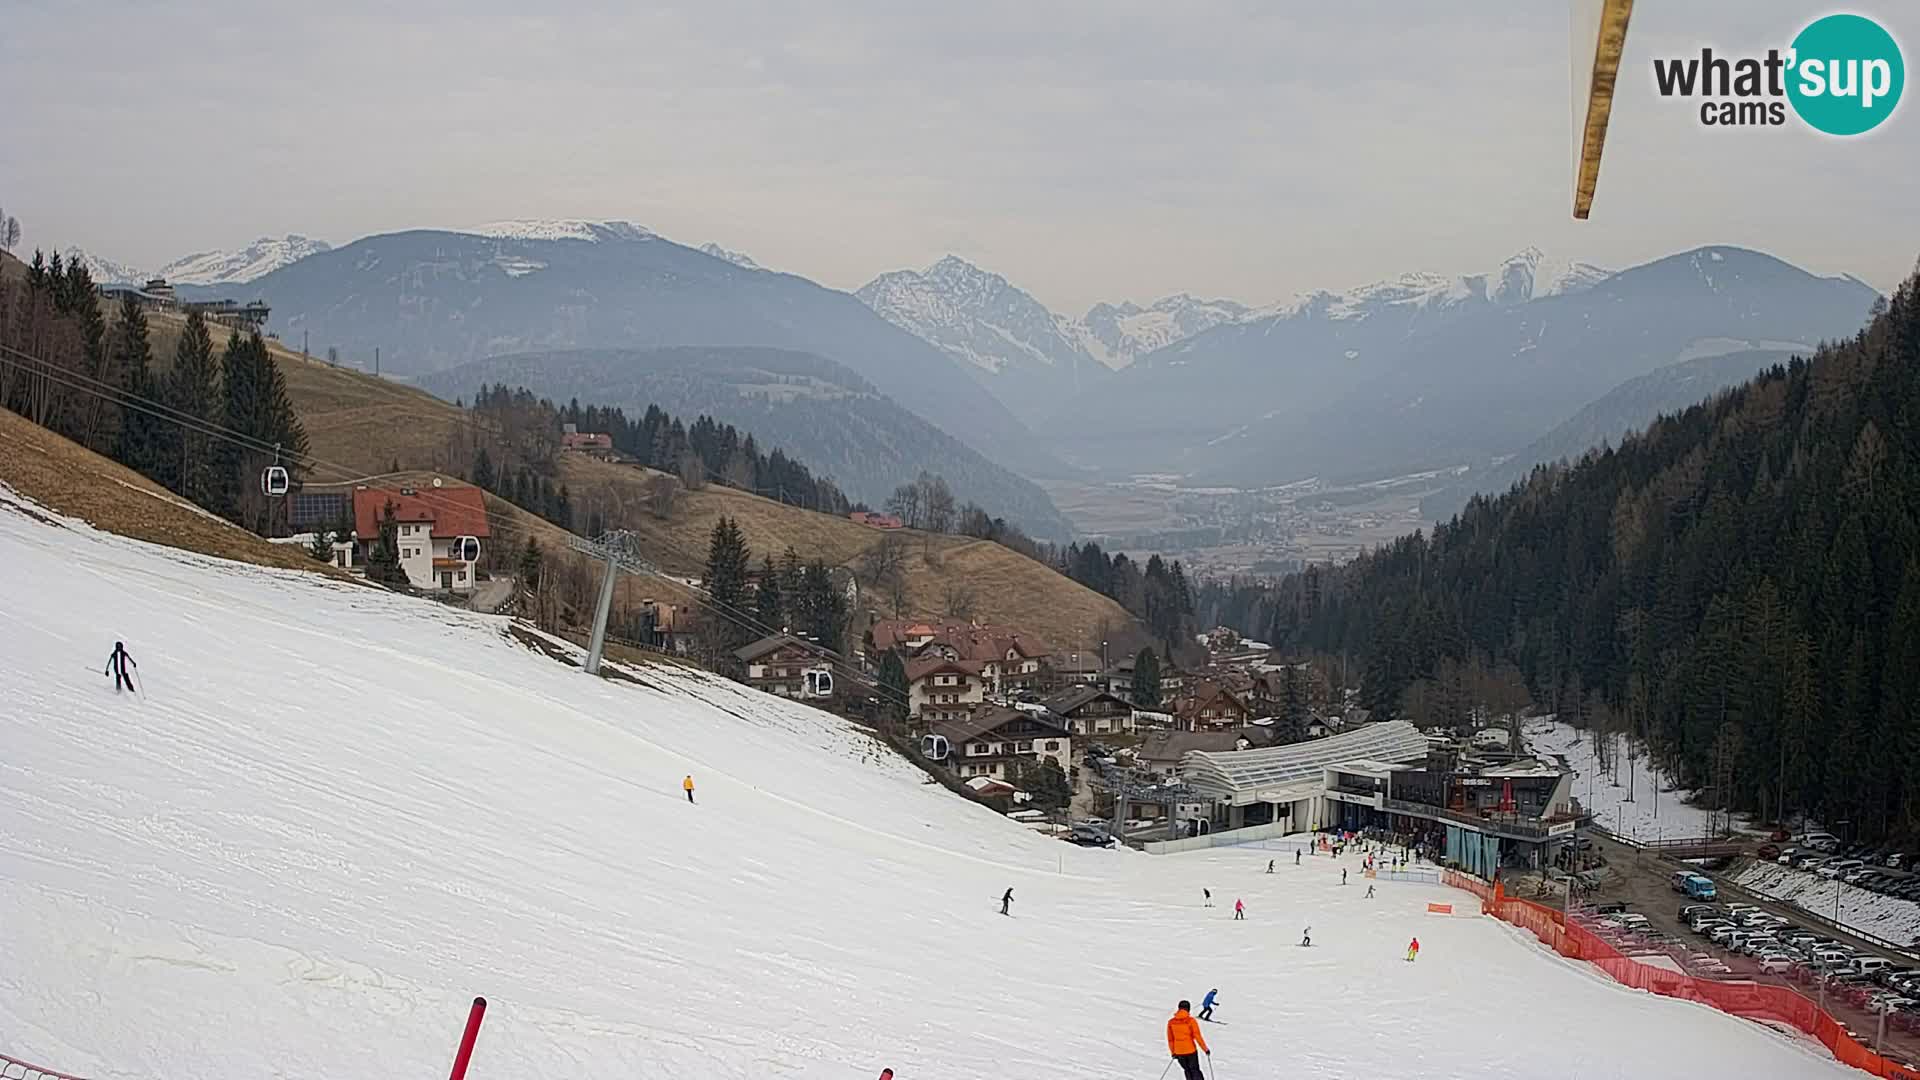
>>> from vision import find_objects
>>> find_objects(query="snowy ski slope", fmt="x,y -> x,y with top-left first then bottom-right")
0,487 -> 1858,1080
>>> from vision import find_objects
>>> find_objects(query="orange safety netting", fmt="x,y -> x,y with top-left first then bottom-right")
1452,879 -> 1920,1079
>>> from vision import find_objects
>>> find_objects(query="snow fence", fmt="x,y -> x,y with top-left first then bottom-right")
1441,872 -> 1920,1079
1,1053 -> 90,1080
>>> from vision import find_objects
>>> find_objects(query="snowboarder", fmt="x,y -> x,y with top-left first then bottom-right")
1341,868 -> 1348,886
683,775 -> 696,803
1267,859 -> 1275,874
1203,888 -> 1212,908
104,641 -> 138,694
1198,987 -> 1220,1021
1365,884 -> 1376,899
1301,925 -> 1312,947
1166,1000 -> 1210,1080
1406,936 -> 1420,962
1233,898 -> 1245,921
1000,888 -> 1014,916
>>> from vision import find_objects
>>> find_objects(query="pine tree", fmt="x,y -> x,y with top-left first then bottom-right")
1130,647 -> 1162,708
109,294 -> 166,484
755,552 -> 784,631
364,503 -> 409,586
702,516 -> 753,659
878,649 -> 909,729
472,447 -> 496,492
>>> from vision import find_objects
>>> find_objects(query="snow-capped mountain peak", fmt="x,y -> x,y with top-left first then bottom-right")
464,220 -> 656,243
698,242 -> 761,270
159,235 -> 332,285
60,247 -> 147,285
60,235 -> 333,287
1077,294 -> 1253,369
1257,249 -> 1614,322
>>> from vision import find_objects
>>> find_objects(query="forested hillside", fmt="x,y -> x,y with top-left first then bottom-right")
1249,266 -> 1920,842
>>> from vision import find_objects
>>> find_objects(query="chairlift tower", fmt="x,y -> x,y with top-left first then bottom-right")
568,530 -> 662,676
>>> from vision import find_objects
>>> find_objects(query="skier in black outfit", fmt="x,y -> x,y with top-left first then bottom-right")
105,642 -> 138,694
1000,888 -> 1014,916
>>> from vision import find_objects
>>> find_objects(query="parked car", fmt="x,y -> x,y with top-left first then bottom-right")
1758,843 -> 1781,860
1844,867 -> 1876,884
1869,996 -> 1918,1015
1760,954 -> 1797,975
1820,859 -> 1865,880
1679,903 -> 1720,922
1777,846 -> 1801,865
1888,852 -> 1909,870
1854,957 -> 1896,978
1741,934 -> 1782,956
1802,831 -> 1841,851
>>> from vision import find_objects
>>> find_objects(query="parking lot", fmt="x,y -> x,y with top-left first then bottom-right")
1574,832 -> 1920,1069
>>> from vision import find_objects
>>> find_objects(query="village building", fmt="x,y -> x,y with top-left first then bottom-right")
932,706 -> 1072,781
1171,679 -> 1251,733
734,634 -> 831,698
872,618 -> 1052,698
350,485 -> 489,593
560,423 -> 614,454
907,658 -> 987,724
1040,687 -> 1137,737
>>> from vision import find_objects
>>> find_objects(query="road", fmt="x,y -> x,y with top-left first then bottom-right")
1580,831 -> 1920,1069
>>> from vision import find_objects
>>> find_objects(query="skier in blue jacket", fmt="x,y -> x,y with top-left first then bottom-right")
1198,988 -> 1220,1021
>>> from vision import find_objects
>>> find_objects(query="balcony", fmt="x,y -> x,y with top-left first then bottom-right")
1381,798 -> 1574,840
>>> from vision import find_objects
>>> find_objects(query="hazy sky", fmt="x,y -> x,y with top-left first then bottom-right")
4,1 -> 1915,312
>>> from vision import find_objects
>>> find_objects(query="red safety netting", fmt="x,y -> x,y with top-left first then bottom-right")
1,1053 -> 91,1080
1458,880 -> 1920,1079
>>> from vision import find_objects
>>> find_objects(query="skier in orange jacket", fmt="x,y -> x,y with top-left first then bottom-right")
1167,1000 -> 1210,1080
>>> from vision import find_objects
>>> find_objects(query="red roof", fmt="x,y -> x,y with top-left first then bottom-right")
352,486 -> 490,541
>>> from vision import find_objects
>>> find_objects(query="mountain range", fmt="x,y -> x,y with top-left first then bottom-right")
169,221 -> 1069,532
1028,246 -> 1877,486
417,346 -> 1073,538
66,235 -> 332,286
856,255 -> 1249,425
62,220 -> 1883,544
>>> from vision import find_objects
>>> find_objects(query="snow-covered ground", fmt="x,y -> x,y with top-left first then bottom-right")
1736,862 -> 1920,949
1525,718 -> 1752,841
0,489 -> 1859,1079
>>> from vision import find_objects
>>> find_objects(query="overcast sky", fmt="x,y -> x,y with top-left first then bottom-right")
4,1 -> 1914,312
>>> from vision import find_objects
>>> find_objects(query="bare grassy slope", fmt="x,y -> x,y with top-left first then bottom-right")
0,407 -> 352,578
43,278 -> 1134,648
558,455 -> 1134,649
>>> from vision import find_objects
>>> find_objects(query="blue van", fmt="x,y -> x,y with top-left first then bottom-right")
1683,874 -> 1718,901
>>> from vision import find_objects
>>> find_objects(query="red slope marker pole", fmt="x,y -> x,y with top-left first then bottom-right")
449,996 -> 487,1080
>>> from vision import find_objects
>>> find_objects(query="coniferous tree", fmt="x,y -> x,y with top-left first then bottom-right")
702,516 -> 753,660
108,294 -> 165,482
755,552 -> 785,631
878,648 -> 910,729
163,310 -> 220,508
472,447 -> 496,492
364,503 -> 410,586
1130,647 -> 1162,708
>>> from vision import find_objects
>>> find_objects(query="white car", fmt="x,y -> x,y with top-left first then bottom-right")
1759,954 -> 1797,975
1820,859 -> 1865,879
1708,925 -> 1741,945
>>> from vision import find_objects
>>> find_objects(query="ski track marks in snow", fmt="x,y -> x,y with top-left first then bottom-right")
0,484 -> 1863,1080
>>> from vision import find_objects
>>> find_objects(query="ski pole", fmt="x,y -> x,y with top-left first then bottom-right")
1158,1060 -> 1174,1080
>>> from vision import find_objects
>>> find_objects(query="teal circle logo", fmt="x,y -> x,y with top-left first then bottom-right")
1787,14 -> 1904,135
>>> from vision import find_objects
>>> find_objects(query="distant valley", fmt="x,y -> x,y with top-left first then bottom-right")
66,224 -> 1883,564
418,346 -> 1075,539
